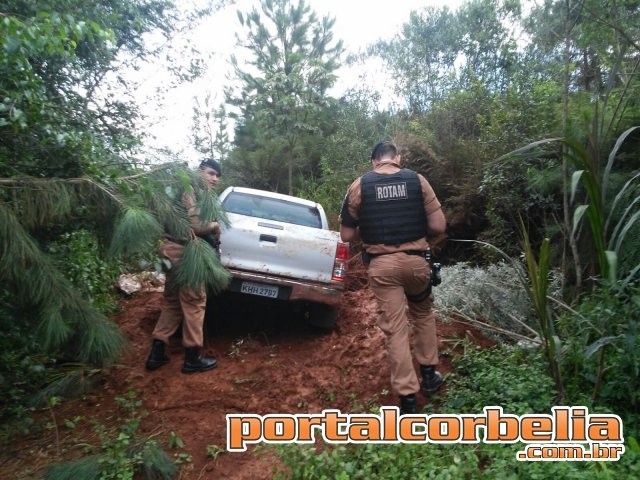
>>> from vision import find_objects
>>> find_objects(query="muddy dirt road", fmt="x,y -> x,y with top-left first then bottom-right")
2,284 -> 490,479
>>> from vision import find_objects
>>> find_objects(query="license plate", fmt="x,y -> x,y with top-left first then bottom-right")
240,281 -> 279,298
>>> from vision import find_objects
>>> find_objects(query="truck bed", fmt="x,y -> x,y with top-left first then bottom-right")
218,187 -> 347,313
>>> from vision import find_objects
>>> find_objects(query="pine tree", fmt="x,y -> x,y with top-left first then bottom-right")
225,0 -> 344,195
0,2 -> 230,402
0,165 -> 230,367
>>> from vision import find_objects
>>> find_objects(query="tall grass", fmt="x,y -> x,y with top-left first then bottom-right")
519,218 -> 564,399
449,226 -> 567,400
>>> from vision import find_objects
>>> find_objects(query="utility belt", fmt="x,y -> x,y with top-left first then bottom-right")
362,248 -> 442,301
361,249 -> 425,264
164,234 -> 221,253
164,235 -> 188,246
362,250 -> 428,265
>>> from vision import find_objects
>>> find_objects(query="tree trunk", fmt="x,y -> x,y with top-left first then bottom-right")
562,0 -> 583,294
288,151 -> 293,196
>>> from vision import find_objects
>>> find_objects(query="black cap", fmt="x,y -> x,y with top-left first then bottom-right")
199,158 -> 222,175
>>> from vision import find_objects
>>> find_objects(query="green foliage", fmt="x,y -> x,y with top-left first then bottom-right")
273,440 -> 636,479
560,283 -> 640,413
226,0 -> 344,194
478,76 -> 562,156
172,238 -> 230,293
0,202 -> 125,366
206,444 -> 225,462
0,0 -> 204,375
0,11 -> 112,176
477,441 -> 640,480
272,442 -> 481,479
0,297 -> 47,440
48,229 -> 120,314
0,1 -> 177,176
520,218 -> 564,398
319,90 -> 390,181
480,154 -> 562,257
442,343 -> 557,414
445,344 -> 640,477
110,208 -> 163,259
196,186 -> 230,229
0,291 -> 103,444
271,343 -> 640,479
373,0 -> 521,113
29,367 -> 100,411
372,4 -> 459,112
565,131 -> 636,283
608,177 -> 640,278
168,431 -> 185,450
444,343 -> 640,478
499,127 -> 640,284
449,225 -> 575,400
525,0 -> 640,106
191,94 -> 231,161
45,391 -> 178,480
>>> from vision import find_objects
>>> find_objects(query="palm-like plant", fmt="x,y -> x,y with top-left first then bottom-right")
500,126 -> 640,286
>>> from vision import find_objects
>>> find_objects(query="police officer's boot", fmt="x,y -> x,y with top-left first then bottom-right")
182,347 -> 217,374
420,365 -> 444,394
145,339 -> 169,371
399,394 -> 417,415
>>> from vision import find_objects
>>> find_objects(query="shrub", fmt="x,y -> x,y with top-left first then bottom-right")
440,342 -> 557,415
45,391 -> 178,480
47,229 -> 120,314
560,283 -> 640,415
434,262 -> 561,341
0,289 -> 52,441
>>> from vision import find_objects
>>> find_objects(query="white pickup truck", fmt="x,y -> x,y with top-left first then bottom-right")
218,186 -> 348,328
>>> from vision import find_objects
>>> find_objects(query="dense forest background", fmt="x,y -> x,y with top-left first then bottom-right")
1,0 -> 639,478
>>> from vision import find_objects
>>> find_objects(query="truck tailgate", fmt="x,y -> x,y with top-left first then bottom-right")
220,212 -> 339,284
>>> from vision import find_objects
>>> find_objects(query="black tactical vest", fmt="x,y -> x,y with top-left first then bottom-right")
359,169 -> 427,245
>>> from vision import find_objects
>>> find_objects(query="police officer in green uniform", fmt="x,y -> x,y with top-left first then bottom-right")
339,140 -> 446,414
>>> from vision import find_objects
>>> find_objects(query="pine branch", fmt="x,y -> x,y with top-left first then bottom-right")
0,176 -> 125,207
148,190 -> 192,240
197,188 -> 230,228
0,204 -> 124,366
171,238 -> 231,293
0,176 -> 124,233
109,207 -> 163,258
119,162 -> 188,181
39,302 -> 74,351
29,367 -> 100,408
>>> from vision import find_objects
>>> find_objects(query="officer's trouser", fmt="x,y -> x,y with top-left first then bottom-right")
152,240 -> 206,348
368,252 -> 439,396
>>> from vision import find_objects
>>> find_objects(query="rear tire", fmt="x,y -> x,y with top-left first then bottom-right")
307,303 -> 338,330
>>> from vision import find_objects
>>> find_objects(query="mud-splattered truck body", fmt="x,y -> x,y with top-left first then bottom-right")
218,186 -> 348,327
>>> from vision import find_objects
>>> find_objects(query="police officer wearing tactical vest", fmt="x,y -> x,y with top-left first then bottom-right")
339,140 -> 447,415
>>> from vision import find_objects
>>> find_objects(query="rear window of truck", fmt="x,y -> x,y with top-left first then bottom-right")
223,192 -> 322,229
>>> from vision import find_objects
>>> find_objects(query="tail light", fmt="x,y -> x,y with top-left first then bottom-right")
332,242 -> 349,282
